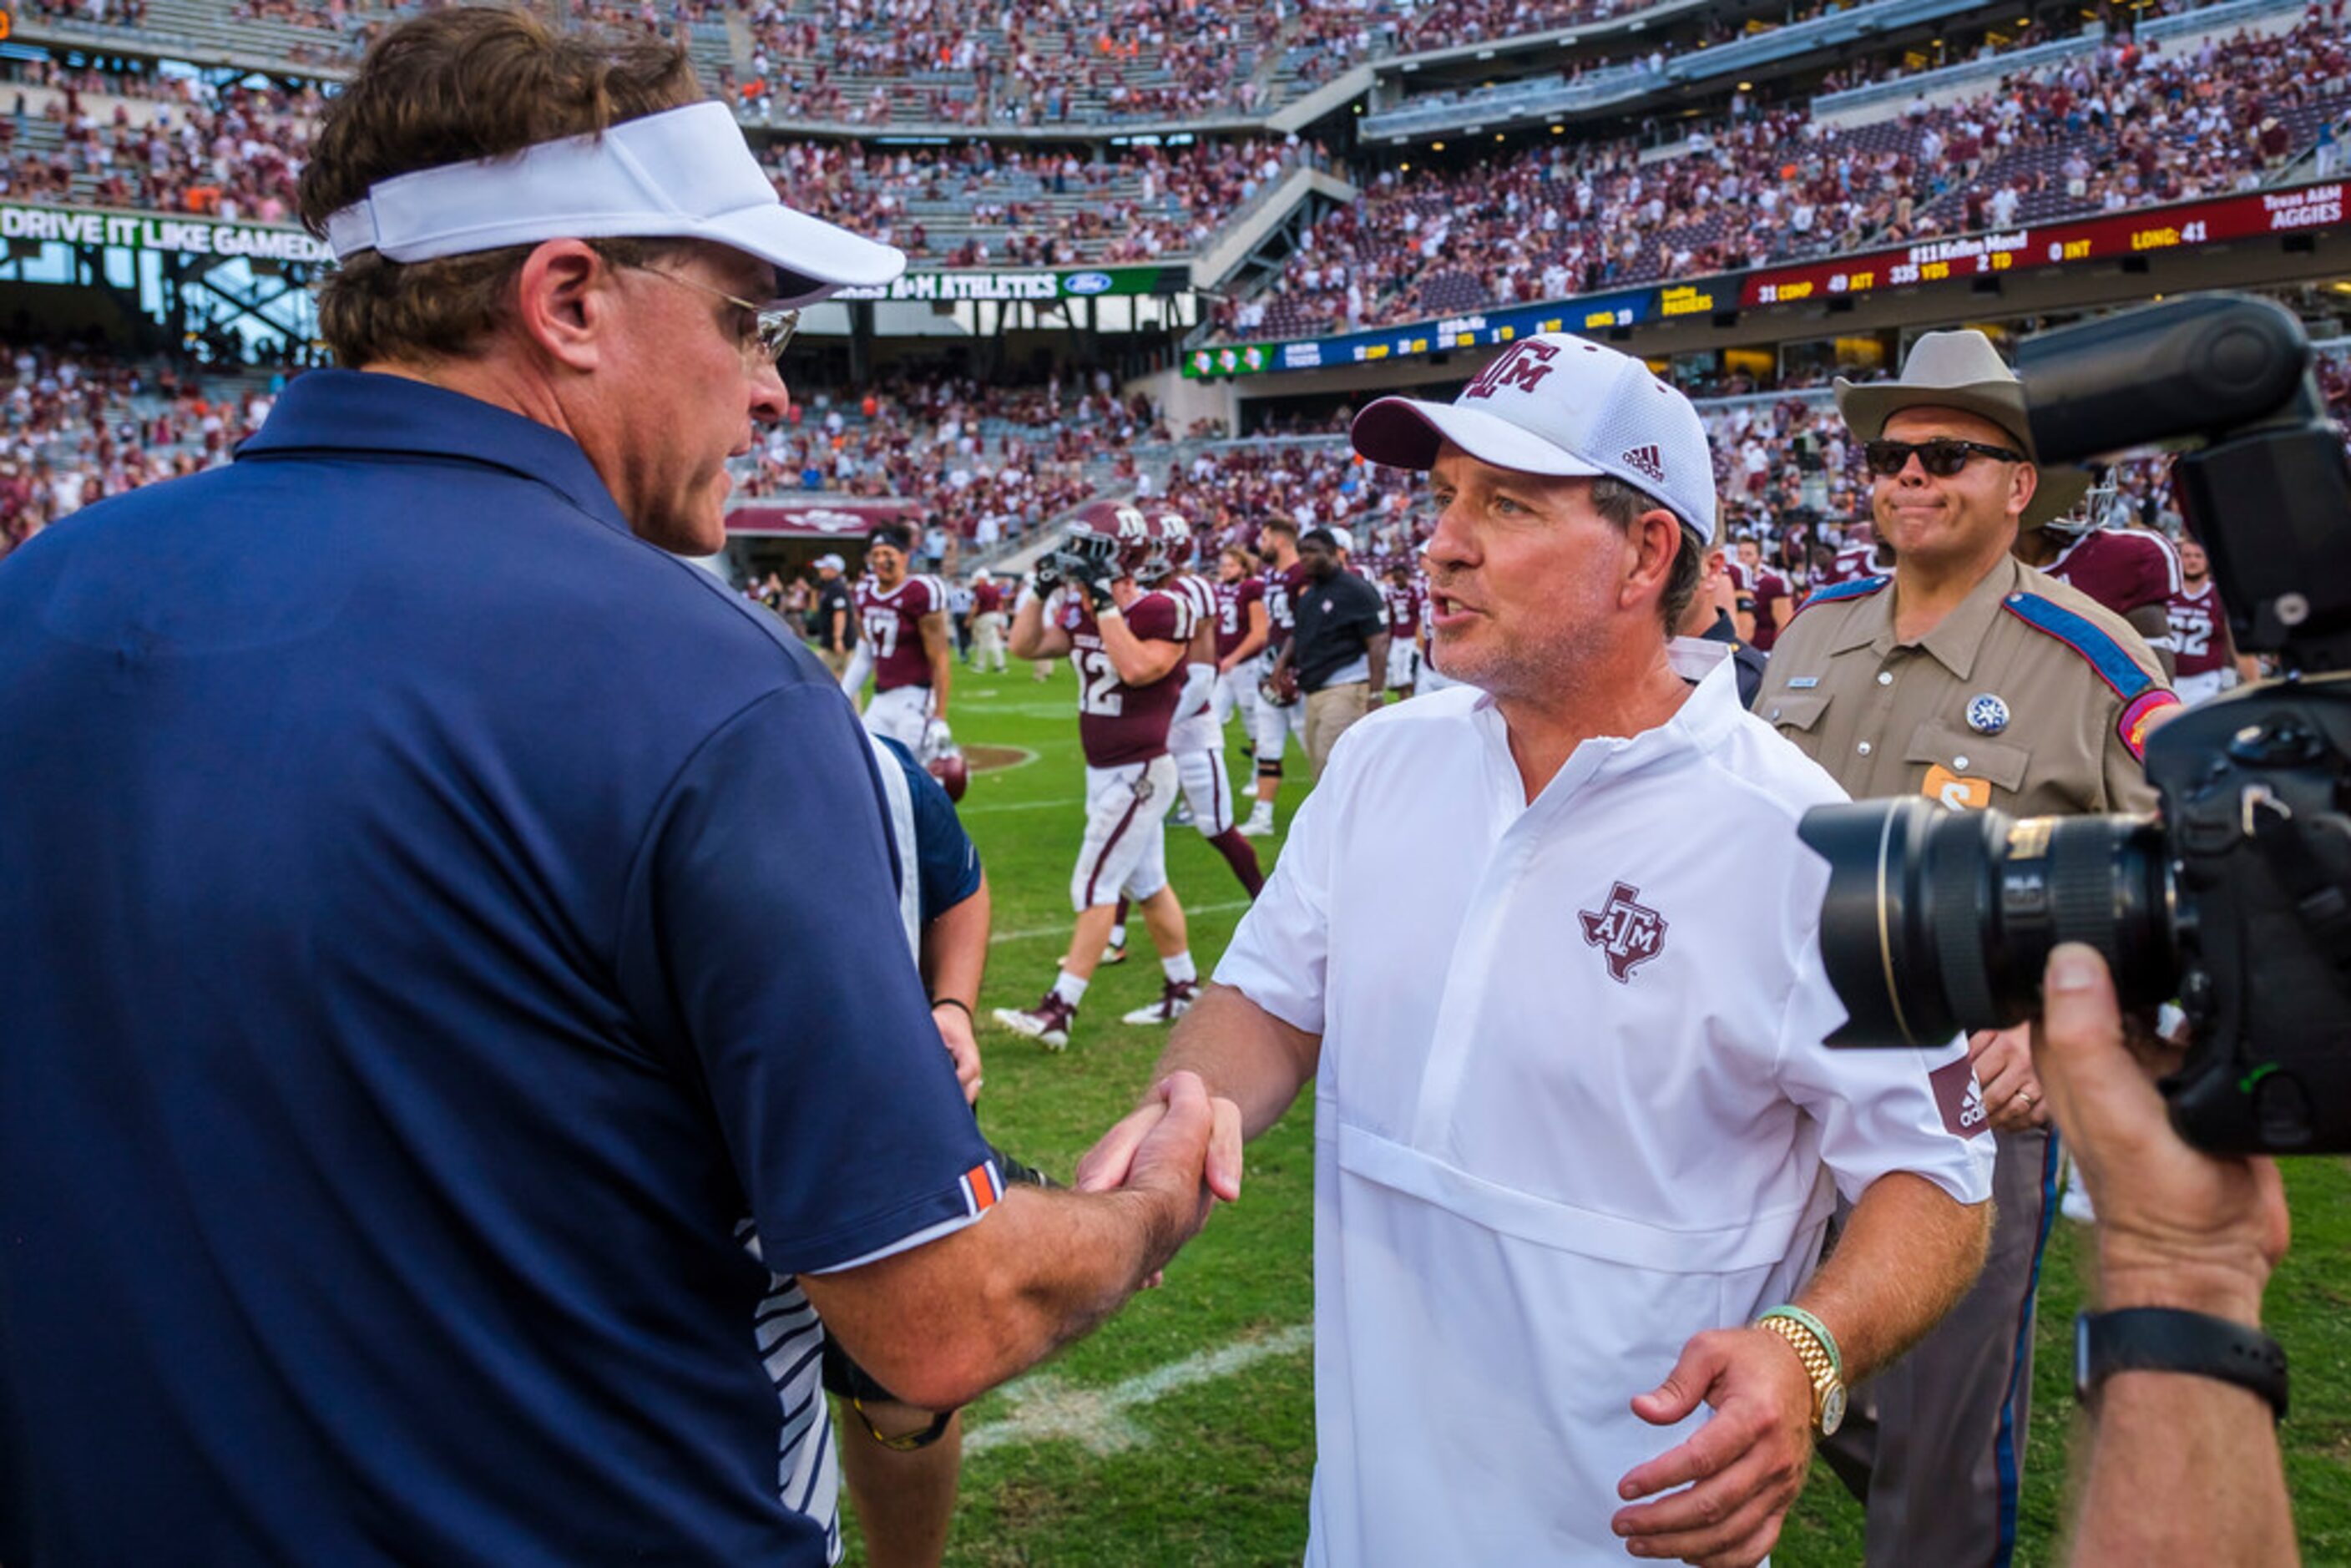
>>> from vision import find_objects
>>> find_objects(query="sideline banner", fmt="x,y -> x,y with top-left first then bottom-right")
0,200 -> 333,264
831,263 -> 1183,302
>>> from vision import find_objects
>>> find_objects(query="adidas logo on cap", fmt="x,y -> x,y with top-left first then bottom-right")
1622,444 -> 1666,484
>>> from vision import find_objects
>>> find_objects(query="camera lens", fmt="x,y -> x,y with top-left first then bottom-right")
1798,798 -> 2177,1047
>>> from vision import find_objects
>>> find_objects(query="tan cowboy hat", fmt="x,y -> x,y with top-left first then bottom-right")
1834,329 -> 2092,530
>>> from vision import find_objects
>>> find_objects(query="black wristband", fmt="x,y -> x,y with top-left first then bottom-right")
929,997 -> 973,1020
2075,1308 -> 2288,1421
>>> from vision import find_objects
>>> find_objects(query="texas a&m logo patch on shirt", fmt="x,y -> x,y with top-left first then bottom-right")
1578,881 -> 1668,983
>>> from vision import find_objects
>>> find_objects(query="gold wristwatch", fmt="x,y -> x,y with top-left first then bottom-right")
1756,1306 -> 1847,1437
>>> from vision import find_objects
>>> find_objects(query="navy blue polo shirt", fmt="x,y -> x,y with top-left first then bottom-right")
872,736 -> 984,923
0,370 -> 993,1565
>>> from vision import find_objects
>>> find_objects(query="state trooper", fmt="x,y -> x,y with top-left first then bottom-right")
1753,329 -> 2177,1567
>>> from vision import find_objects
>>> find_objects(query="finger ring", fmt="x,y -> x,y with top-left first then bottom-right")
2017,1090 -> 2036,1107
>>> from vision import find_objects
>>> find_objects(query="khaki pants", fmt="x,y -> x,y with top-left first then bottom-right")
973,611 -> 1007,671
1303,681 -> 1373,780
817,644 -> 852,679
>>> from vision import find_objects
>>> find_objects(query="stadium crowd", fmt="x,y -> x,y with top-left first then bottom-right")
736,0 -> 1285,126
756,135 -> 1311,264
1216,8 -> 2351,341
0,337 -> 272,560
17,328 -> 2343,574
731,372 -> 1162,554
0,62 -> 320,220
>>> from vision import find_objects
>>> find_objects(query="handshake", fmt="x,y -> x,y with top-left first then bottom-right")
1072,1070 -> 1247,1273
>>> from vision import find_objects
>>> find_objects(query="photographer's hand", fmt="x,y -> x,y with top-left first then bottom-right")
2034,943 -> 2297,1568
2035,946 -> 2286,1319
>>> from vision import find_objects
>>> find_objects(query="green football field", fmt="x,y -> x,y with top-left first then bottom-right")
848,660 -> 2351,1566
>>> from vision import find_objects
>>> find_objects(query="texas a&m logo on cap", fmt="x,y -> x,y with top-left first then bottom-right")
1578,881 -> 1667,983
1463,340 -> 1561,402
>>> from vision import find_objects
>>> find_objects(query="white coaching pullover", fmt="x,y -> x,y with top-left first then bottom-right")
1216,646 -> 1992,1565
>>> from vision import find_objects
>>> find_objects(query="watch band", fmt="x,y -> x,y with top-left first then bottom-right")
2075,1308 -> 2288,1421
1756,1305 -> 1843,1380
1754,1308 -> 1846,1437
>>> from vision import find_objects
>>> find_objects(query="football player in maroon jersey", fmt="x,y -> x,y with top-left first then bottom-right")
1210,544 -> 1268,741
1732,536 -> 1793,653
839,523 -> 953,750
1241,517 -> 1311,837
993,503 -> 1200,1050
1152,514 -> 1266,904
2015,499 -> 2182,678
1813,519 -> 1886,589
2166,533 -> 2260,705
1382,561 -> 1425,698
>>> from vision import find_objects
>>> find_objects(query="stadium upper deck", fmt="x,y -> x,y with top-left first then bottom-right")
1216,7 -> 2350,344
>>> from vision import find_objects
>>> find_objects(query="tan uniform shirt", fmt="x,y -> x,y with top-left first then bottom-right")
1754,554 -> 2171,816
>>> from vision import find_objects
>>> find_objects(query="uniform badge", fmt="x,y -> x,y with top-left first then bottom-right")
1787,676 -> 1820,690
1923,764 -> 1992,812
1965,693 -> 2010,735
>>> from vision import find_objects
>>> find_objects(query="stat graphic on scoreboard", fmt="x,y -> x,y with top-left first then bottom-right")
1737,182 -> 2344,310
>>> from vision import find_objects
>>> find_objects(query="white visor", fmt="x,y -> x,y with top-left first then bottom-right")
322,100 -> 904,306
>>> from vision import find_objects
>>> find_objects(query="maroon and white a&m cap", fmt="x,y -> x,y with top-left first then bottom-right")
1351,333 -> 1719,548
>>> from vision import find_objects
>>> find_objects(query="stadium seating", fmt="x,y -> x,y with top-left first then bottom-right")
761,137 -> 1309,264
0,336 -> 277,558
0,66 -> 314,220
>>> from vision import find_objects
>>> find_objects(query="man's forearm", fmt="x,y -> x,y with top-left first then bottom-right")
923,618 -> 953,716
803,1182 -> 1189,1413
1365,630 -> 1390,683
2071,1365 -> 2297,1565
2069,1219 -> 2293,1564
1148,981 -> 1317,1141
1097,609 -> 1184,686
1006,594 -> 1053,660
921,873 -> 989,1009
1794,1171 -> 1990,1382
1221,615 -> 1268,670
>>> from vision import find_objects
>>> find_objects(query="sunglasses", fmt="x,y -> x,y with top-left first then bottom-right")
629,265 -> 801,363
1861,438 -> 2026,478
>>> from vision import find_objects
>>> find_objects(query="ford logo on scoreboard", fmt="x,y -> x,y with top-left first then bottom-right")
1064,271 -> 1115,296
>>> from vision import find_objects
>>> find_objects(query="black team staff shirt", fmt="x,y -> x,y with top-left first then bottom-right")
1291,566 -> 1388,694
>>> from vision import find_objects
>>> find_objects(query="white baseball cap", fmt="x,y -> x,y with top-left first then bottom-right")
1352,334 -> 1719,548
815,553 -> 847,571
323,101 -> 903,307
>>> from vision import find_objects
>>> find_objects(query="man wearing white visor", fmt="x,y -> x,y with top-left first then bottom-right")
1079,334 -> 1994,1567
0,13 -> 1241,1566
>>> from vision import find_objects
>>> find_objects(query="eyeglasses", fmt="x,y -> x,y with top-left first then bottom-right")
1862,438 -> 2026,478
628,265 -> 800,363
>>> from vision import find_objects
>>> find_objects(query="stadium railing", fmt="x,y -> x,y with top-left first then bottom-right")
1363,0 -> 2010,140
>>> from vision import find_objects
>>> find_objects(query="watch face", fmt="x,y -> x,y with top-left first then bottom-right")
1819,1382 -> 1848,1438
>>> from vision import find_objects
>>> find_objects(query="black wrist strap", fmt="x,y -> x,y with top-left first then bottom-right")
2075,1308 -> 2288,1421
929,997 -> 973,1019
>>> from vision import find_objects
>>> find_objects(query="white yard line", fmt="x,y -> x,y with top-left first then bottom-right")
958,796 -> 1079,814
964,1324 -> 1314,1456
988,898 -> 1250,945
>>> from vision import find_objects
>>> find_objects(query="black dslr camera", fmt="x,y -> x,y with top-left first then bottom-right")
1799,295 -> 2351,1155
